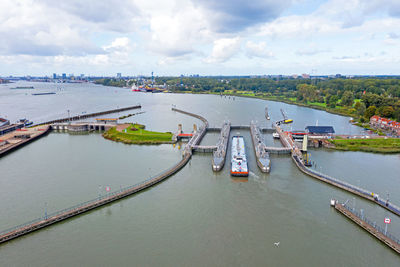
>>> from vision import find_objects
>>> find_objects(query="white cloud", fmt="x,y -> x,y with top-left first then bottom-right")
205,37 -> 241,63
245,41 -> 273,58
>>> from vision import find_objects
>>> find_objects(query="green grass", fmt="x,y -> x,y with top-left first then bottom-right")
329,138 -> 400,153
103,124 -> 173,144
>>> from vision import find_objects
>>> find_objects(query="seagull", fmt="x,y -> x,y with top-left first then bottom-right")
274,242 -> 280,247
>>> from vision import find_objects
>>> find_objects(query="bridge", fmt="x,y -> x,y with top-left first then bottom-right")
192,145 -> 217,153
264,146 -> 292,154
51,122 -> 114,132
207,125 -> 274,133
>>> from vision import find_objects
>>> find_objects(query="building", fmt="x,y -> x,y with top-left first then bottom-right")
62,73 -> 67,79
117,73 -> 122,79
370,115 -> 400,136
305,126 -> 335,136
95,118 -> 118,125
53,73 -> 57,79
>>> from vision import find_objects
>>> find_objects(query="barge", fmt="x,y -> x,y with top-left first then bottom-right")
231,136 -> 249,177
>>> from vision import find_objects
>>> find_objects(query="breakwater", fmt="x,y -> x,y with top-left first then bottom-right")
35,105 -> 141,126
0,107 -> 207,245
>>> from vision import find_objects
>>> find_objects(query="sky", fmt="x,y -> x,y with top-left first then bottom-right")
1,0 -> 400,76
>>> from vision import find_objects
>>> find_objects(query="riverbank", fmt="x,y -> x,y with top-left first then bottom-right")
102,123 -> 174,144
329,138 -> 400,153
174,90 -> 355,118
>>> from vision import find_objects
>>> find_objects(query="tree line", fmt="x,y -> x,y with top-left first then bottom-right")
156,77 -> 400,122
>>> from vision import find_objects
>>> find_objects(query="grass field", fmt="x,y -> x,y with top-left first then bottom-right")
103,124 -> 173,144
329,138 -> 400,153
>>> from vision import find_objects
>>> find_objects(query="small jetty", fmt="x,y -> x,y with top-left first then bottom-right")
250,121 -> 271,172
212,121 -> 231,171
332,199 -> 400,254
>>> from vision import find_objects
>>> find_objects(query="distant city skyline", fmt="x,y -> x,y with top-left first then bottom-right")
1,0 -> 400,76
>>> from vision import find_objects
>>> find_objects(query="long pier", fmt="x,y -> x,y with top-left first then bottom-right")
276,124 -> 400,217
250,121 -> 270,172
35,105 -> 142,126
212,121 -> 231,171
333,200 -> 400,254
0,107 -> 207,245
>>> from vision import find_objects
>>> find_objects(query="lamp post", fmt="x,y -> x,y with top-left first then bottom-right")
67,109 -> 70,124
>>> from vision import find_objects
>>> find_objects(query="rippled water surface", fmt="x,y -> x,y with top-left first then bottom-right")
0,82 -> 399,266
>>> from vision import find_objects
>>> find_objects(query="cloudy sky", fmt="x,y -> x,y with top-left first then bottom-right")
1,0 -> 400,76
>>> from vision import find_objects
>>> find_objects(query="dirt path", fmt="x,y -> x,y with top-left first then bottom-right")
116,123 -> 130,132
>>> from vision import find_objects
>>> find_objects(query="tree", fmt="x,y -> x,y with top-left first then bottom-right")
379,106 -> 394,118
364,105 -> 377,119
354,101 -> 366,116
341,90 -> 354,106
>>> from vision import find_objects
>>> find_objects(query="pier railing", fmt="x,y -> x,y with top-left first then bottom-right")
342,203 -> 400,245
0,157 -> 188,239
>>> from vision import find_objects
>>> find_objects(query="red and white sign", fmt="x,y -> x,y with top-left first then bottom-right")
384,218 -> 391,224
105,186 -> 111,192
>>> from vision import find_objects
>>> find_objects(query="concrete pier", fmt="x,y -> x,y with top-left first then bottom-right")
35,105 -> 141,126
212,121 -> 231,171
250,121 -> 271,173
333,200 -> 400,254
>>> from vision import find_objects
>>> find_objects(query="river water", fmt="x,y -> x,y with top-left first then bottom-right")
0,82 -> 399,266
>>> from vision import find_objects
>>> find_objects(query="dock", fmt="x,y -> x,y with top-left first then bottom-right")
0,126 -> 51,158
333,200 -> 400,254
0,107 -> 208,245
212,121 -> 231,171
250,121 -> 270,172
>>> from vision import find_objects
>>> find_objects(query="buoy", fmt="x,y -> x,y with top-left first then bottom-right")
178,145 -> 181,149
173,144 -> 176,148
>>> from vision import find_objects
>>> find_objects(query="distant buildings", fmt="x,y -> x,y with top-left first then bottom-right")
370,115 -> 400,136
117,73 -> 122,79
62,73 -> 67,79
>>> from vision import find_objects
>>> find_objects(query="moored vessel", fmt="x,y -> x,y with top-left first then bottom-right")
231,136 -> 249,176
